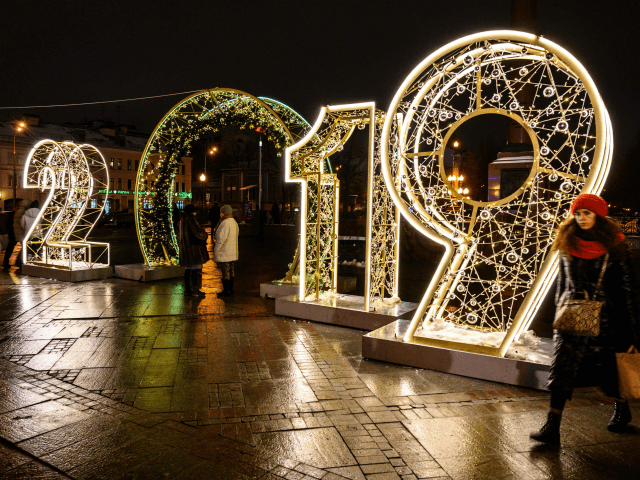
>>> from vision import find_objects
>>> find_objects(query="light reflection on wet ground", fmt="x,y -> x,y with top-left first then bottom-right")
1,233 -> 640,479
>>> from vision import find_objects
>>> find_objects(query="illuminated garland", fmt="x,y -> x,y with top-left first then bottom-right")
135,89 -> 311,265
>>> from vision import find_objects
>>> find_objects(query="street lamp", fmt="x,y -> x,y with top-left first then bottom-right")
203,147 -> 216,208
204,146 -> 217,179
256,126 -> 265,210
199,173 -> 206,209
13,121 -> 26,206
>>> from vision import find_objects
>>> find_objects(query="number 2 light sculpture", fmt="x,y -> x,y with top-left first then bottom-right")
23,140 -> 110,269
380,31 -> 612,356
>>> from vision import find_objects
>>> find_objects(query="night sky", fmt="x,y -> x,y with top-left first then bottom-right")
2,1 -> 639,192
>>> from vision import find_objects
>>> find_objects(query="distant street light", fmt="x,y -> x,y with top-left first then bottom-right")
202,146 -> 216,208
13,121 -> 26,206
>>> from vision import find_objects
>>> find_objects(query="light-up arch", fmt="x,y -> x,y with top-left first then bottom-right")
135,88 -> 312,265
380,31 -> 612,356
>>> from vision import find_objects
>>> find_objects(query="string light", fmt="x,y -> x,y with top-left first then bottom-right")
22,140 -> 110,269
135,89 -> 311,266
379,31 -> 611,356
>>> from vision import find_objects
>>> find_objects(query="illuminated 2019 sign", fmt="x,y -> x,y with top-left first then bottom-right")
136,31 -> 610,356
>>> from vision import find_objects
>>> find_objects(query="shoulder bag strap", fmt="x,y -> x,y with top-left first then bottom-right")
592,253 -> 609,299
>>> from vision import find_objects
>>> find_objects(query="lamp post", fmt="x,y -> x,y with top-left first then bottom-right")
203,147 -> 216,208
199,173 -> 206,209
13,121 -> 26,207
255,126 -> 265,211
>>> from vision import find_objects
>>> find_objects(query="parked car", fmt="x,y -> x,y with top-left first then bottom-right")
97,210 -> 135,228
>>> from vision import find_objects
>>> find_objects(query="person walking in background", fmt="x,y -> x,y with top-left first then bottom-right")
214,205 -> 239,297
20,200 -> 40,264
172,204 -> 180,237
208,202 -> 220,243
530,194 -> 639,444
270,201 -> 281,225
179,204 -> 209,297
1,209 -> 15,267
3,199 -> 31,269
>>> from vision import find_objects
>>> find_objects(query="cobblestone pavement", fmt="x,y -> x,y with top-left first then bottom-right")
1,239 -> 640,479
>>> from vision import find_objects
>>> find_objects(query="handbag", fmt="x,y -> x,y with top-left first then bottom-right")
616,345 -> 640,400
552,254 -> 608,336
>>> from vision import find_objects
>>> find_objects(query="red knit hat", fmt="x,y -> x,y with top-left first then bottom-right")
570,193 -> 608,217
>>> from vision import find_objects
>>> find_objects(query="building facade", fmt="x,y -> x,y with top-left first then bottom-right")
0,117 -> 192,212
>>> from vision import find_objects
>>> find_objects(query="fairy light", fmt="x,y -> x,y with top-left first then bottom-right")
285,103 -> 400,306
379,31 -> 611,356
135,89 -> 311,266
22,140 -> 110,269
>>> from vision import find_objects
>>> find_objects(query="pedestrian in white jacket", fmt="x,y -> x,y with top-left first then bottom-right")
213,205 -> 239,296
20,200 -> 41,239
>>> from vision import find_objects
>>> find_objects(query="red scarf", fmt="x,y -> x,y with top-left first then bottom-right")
568,232 -> 624,259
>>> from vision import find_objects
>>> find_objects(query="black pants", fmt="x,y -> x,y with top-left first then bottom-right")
3,239 -> 18,266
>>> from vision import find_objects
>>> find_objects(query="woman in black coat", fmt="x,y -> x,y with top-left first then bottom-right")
530,194 -> 640,444
179,204 -> 209,297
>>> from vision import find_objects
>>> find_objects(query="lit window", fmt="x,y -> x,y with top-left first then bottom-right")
128,159 -> 132,171
117,159 -> 122,170
110,158 -> 114,169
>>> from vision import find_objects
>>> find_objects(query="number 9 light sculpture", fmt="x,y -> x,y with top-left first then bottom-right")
380,31 -> 612,356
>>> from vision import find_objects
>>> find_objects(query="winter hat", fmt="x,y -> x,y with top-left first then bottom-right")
221,205 -> 232,215
571,194 -> 608,217
184,204 -> 197,215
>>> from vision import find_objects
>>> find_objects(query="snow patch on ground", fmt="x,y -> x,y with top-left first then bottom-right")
340,259 -> 365,268
372,296 -> 403,309
416,318 -> 550,364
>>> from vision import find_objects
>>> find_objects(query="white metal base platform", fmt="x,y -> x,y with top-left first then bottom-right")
275,294 -> 419,330
113,264 -> 185,282
21,263 -> 113,282
261,276 -> 357,298
363,319 -> 552,390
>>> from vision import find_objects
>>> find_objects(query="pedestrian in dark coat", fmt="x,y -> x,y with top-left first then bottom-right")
1,210 -> 15,268
270,201 -> 280,224
179,204 -> 209,297
531,194 -> 640,444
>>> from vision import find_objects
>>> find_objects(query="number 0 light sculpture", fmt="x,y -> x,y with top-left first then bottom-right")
380,31 -> 612,356
135,89 -> 311,266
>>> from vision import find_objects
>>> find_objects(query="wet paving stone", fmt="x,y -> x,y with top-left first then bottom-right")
2,239 -> 640,479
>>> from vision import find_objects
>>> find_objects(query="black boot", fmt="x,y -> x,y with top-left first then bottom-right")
183,270 -> 193,297
228,277 -> 235,295
530,411 -> 562,444
218,278 -> 230,297
192,270 -> 205,297
607,401 -> 631,433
